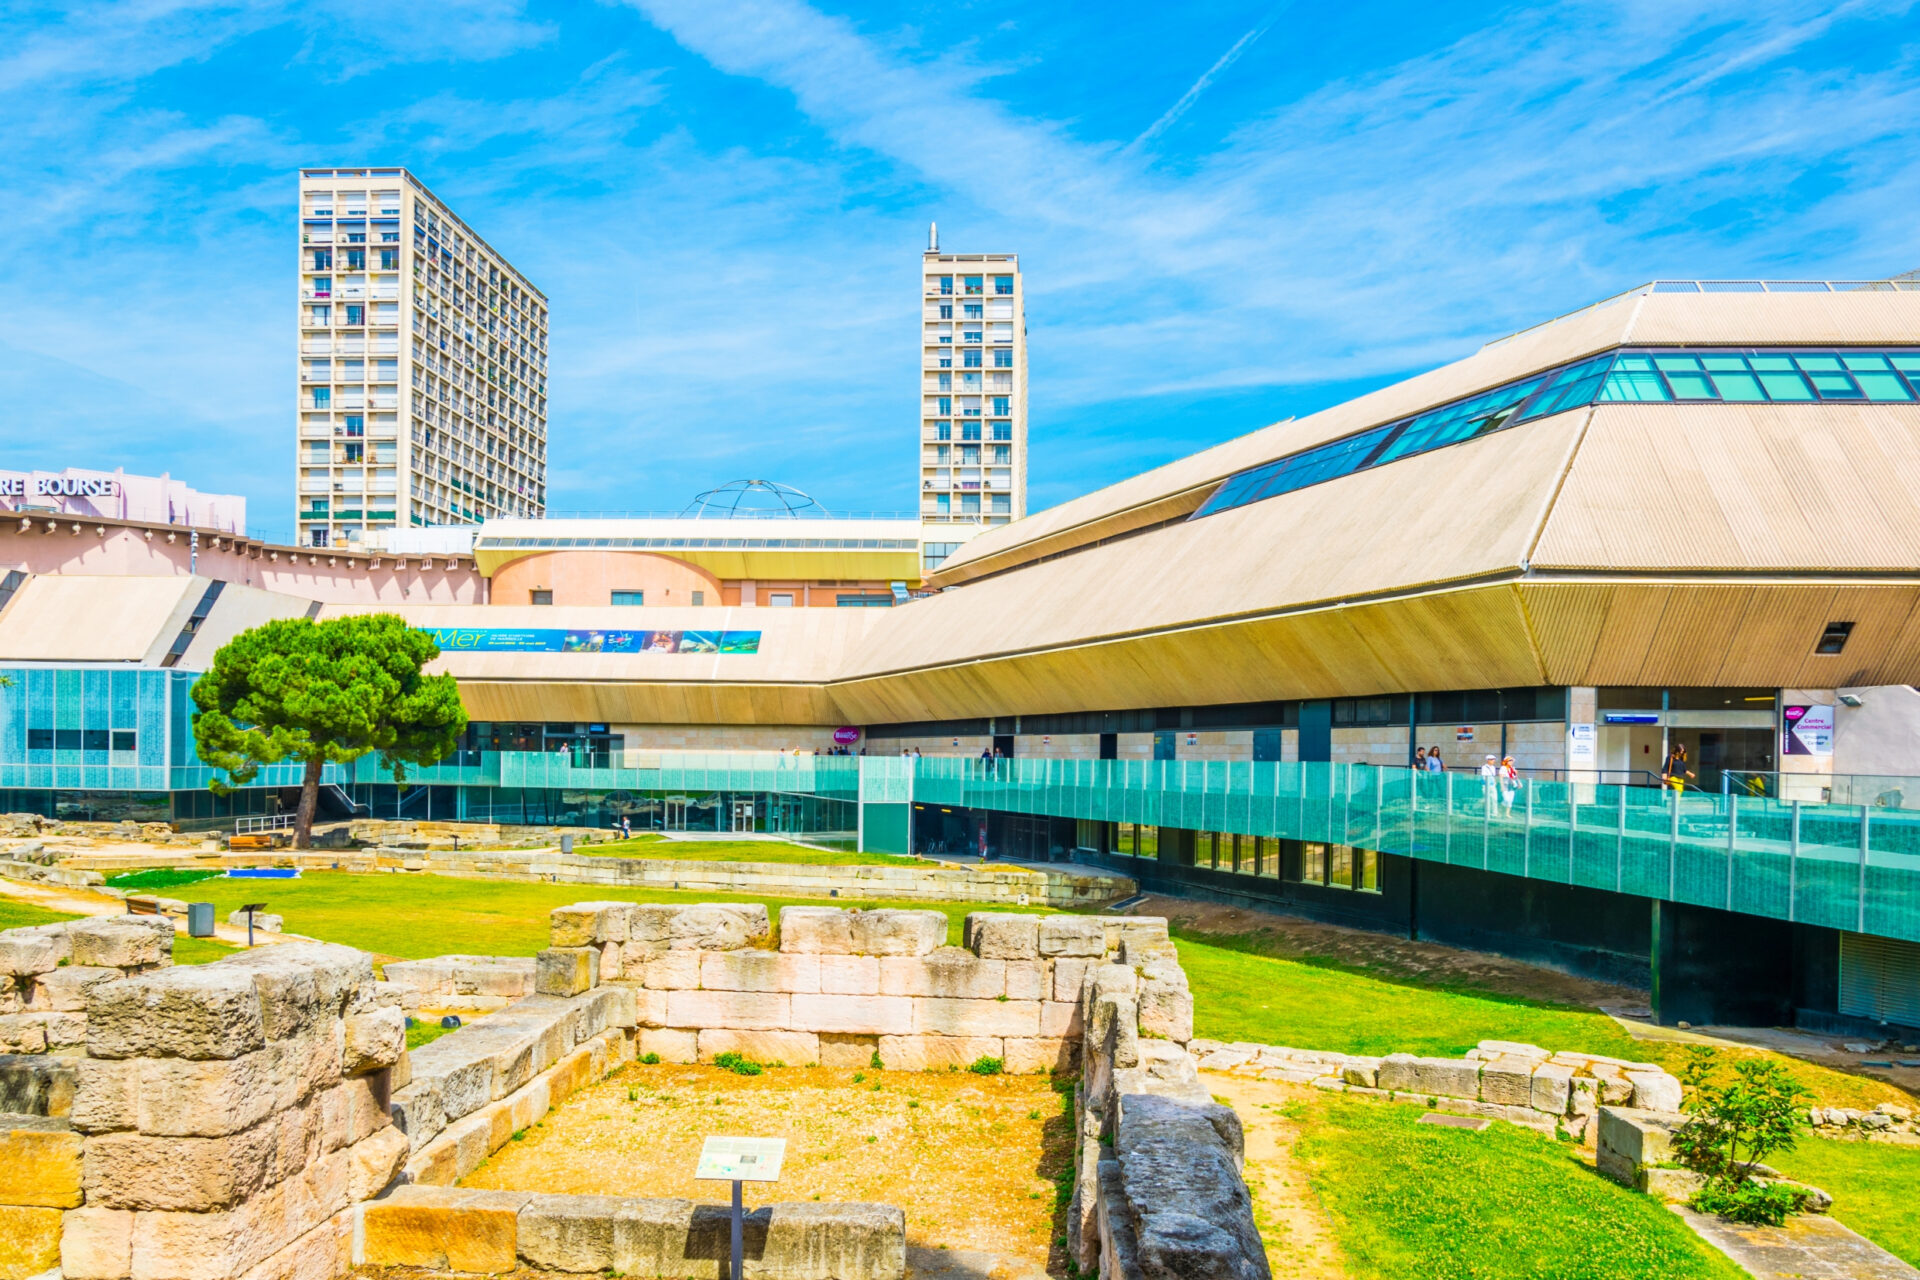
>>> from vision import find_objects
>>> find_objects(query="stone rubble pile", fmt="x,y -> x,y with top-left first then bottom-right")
0,917 -> 177,1053
1809,1102 -> 1916,1137
1189,1036 -> 1683,1140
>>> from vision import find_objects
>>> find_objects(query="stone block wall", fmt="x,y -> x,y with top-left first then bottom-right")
1069,934 -> 1268,1280
0,917 -> 177,1054
535,901 -> 1179,1075
0,940 -> 412,1280
356,1185 -> 904,1280
1191,1037 -> 1683,1143
379,955 -> 536,1013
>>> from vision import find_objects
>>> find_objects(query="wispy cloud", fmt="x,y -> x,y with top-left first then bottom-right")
1126,9 -> 1283,152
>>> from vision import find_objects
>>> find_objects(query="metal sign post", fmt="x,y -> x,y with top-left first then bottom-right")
239,902 -> 267,948
695,1136 -> 785,1280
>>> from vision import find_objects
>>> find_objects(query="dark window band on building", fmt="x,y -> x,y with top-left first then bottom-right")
1195,348 -> 1920,522
158,581 -> 225,669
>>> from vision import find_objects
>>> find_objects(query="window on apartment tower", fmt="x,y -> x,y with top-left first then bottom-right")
991,422 -> 1011,440
993,276 -> 1013,295
994,349 -> 1012,368
380,249 -> 399,270
992,397 -> 1011,415
311,249 -> 331,270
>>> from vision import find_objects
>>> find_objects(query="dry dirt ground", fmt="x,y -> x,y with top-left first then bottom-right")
1206,1074 -> 1346,1280
461,1062 -> 1074,1274
1141,895 -> 1648,1008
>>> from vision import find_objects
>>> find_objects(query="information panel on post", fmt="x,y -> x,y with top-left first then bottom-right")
695,1136 -> 786,1183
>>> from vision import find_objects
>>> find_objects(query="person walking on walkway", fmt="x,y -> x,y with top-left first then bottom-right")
1480,754 -> 1499,812
1662,743 -> 1696,793
1426,749 -> 1444,773
1414,746 -> 1429,772
1499,756 -> 1521,817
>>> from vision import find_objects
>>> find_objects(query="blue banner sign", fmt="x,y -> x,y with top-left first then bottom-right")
424,628 -> 761,655
1602,713 -> 1659,724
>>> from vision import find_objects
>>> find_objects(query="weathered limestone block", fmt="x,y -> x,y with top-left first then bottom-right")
1038,916 -> 1106,958
848,909 -> 945,956
1569,1077 -> 1600,1120
669,904 -> 770,951
914,997 -> 1041,1039
876,1035 -> 1003,1071
0,931 -> 62,977
639,1028 -> 699,1063
1137,966 -> 1193,1044
746,1200 -> 907,1280
83,1124 -> 284,1212
1111,1093 -> 1267,1280
1005,961 -> 1046,1001
778,907 -> 854,954
965,913 -> 1039,959
535,948 -> 599,998
60,1205 -> 132,1280
1475,1039 -> 1549,1061
550,902 -> 632,948
0,1053 -> 79,1118
641,951 -> 702,990
226,910 -> 284,934
628,905 -> 681,951
665,990 -> 791,1031
1625,1070 -> 1683,1112
0,1126 -> 82,1207
1478,1058 -> 1536,1107
879,950 -> 1005,999
697,1030 -> 820,1065
129,1143 -> 357,1280
513,1193 -> 635,1272
701,951 -> 820,994
69,917 -> 173,970
1595,1106 -> 1688,1187
86,965 -> 266,1060
627,986 -> 668,1027
1041,1000 -> 1082,1039
1530,1063 -> 1573,1115
34,965 -> 125,1013
360,1185 -> 536,1273
1003,1037 -> 1075,1075
818,955 -> 880,996
1053,957 -> 1094,1003
0,1205 -> 62,1280
787,994 -> 914,1036
1104,917 -> 1170,954
817,1034 -> 878,1069
196,942 -> 374,1040
1377,1054 -> 1480,1100
344,1005 -> 406,1075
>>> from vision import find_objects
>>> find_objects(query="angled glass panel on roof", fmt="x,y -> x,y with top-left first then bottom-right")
1195,348 -> 1920,521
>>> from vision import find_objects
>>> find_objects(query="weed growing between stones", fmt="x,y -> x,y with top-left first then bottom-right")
712,1051 -> 765,1076
640,1051 -> 661,1064
969,1055 -> 1004,1075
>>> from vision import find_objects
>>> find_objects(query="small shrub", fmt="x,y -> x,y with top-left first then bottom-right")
907,1099 -> 920,1108
713,1051 -> 764,1077
870,1050 -> 884,1070
639,1052 -> 661,1065
511,1129 -> 526,1141
968,1055 -> 1004,1076
852,1072 -> 866,1084
871,1082 -> 883,1092
866,1135 -> 877,1143
1691,1179 -> 1809,1226
1028,1109 -> 1041,1120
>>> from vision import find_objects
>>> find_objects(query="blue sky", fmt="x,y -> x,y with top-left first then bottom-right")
3,0 -> 1918,537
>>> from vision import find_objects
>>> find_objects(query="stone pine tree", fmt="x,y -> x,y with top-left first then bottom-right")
191,613 -> 467,848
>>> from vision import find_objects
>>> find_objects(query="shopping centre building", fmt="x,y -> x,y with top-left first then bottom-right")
7,280 -> 1920,1034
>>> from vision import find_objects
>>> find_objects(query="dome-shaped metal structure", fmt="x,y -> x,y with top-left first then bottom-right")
682,479 -> 824,520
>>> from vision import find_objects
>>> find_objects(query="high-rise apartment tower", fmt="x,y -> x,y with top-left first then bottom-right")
296,167 -> 547,548
920,226 -> 1025,526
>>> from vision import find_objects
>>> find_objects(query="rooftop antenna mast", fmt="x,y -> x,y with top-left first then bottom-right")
928,221 -> 938,253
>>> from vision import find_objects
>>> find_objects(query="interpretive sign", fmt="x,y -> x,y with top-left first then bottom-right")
695,1136 -> 786,1183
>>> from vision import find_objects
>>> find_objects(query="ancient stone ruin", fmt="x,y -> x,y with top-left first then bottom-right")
0,904 -> 1271,1280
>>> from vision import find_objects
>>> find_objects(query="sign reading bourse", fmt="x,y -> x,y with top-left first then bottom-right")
424,628 -> 761,655
0,476 -> 120,497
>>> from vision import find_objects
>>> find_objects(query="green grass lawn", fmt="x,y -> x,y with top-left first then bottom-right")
161,870 -> 1053,959
0,899 -> 79,931
406,1018 -> 459,1050
105,868 -> 227,891
1293,1095 -> 1746,1280
1770,1136 -> 1920,1266
1171,926 -> 1909,1112
572,837 -> 914,867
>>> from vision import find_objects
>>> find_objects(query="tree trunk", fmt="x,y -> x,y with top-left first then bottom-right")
294,756 -> 324,850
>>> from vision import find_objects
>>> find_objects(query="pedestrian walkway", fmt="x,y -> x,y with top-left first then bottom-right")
1676,1206 -> 1920,1279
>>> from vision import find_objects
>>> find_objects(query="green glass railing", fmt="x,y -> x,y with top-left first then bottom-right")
897,757 -> 1920,943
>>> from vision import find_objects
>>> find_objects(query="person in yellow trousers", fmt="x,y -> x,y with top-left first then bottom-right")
1661,742 -> 1696,793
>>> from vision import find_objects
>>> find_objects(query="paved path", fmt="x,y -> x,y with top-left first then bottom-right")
0,875 -> 297,949
1676,1207 -> 1920,1279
